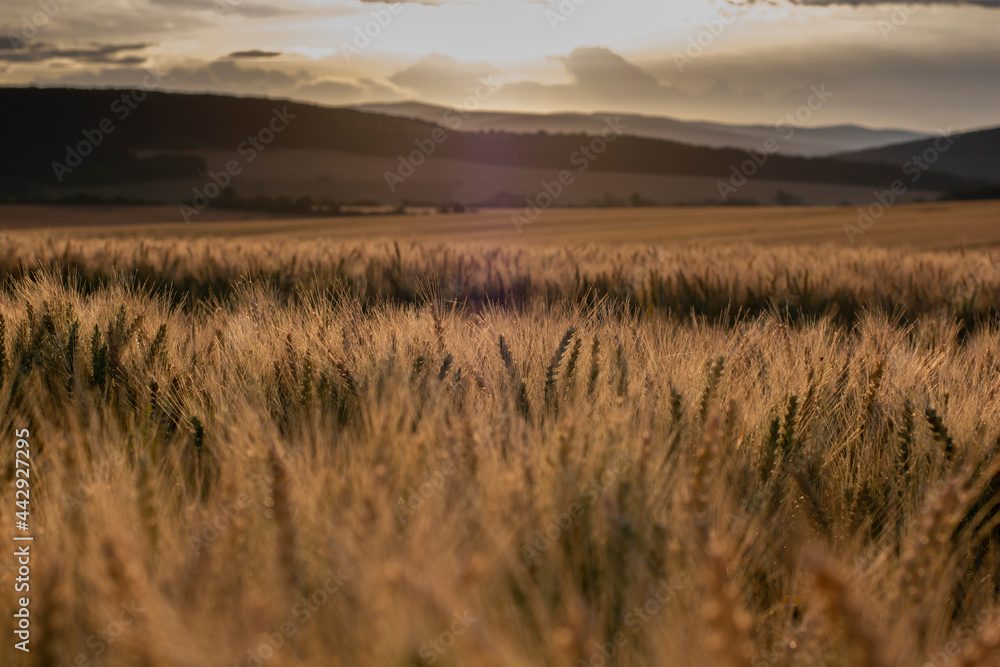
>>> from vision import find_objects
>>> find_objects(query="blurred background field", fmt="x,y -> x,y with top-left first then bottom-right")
2,200 -> 1000,250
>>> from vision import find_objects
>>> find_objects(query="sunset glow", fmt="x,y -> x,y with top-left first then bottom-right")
1,0 -> 998,130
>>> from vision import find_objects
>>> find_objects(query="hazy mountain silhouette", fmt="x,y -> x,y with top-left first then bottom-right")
352,101 -> 930,158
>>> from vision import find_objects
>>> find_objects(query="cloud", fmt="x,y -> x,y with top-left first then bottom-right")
357,0 -> 452,4
164,60 -> 302,92
560,47 -> 660,91
388,53 -> 498,101
295,77 -> 401,104
0,41 -> 152,64
228,50 -> 283,59
43,57 -> 404,107
146,0 -> 296,19
497,47 -> 679,110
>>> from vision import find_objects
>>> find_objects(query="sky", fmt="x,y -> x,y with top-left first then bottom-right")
1,0 -> 998,132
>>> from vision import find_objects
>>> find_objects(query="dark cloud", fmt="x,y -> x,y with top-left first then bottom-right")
228,50 -> 283,59
0,42 -> 151,64
46,58 -> 403,107
146,0 -> 296,19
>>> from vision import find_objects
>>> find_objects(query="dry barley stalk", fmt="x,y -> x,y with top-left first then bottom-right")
698,356 -> 725,424
689,414 -> 722,550
586,335 -> 601,398
269,446 -> 302,595
804,549 -> 890,667
336,359 -> 358,396
0,313 -> 7,387
926,406 -> 956,463
899,479 -> 962,603
702,542 -> 754,667
562,336 -> 583,398
498,335 -> 530,418
430,300 -> 446,354
34,562 -> 67,667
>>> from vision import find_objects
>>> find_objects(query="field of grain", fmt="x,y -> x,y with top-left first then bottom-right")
3,200 -> 1000,249
3,209 -> 1000,667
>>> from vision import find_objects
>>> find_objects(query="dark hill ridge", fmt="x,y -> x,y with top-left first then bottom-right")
837,127 -> 1000,184
0,87 -> 982,195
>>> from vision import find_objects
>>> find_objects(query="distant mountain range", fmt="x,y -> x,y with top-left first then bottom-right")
0,88 -> 989,209
352,101 -> 931,158
836,127 -> 1000,183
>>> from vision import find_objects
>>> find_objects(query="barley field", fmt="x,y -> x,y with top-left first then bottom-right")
3,200 -> 1000,250
4,231 -> 1000,667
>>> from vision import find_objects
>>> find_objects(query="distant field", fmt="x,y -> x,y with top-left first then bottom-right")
2,200 -> 999,250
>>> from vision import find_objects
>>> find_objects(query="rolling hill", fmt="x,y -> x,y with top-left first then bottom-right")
0,88 -> 981,207
837,126 -> 1000,184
